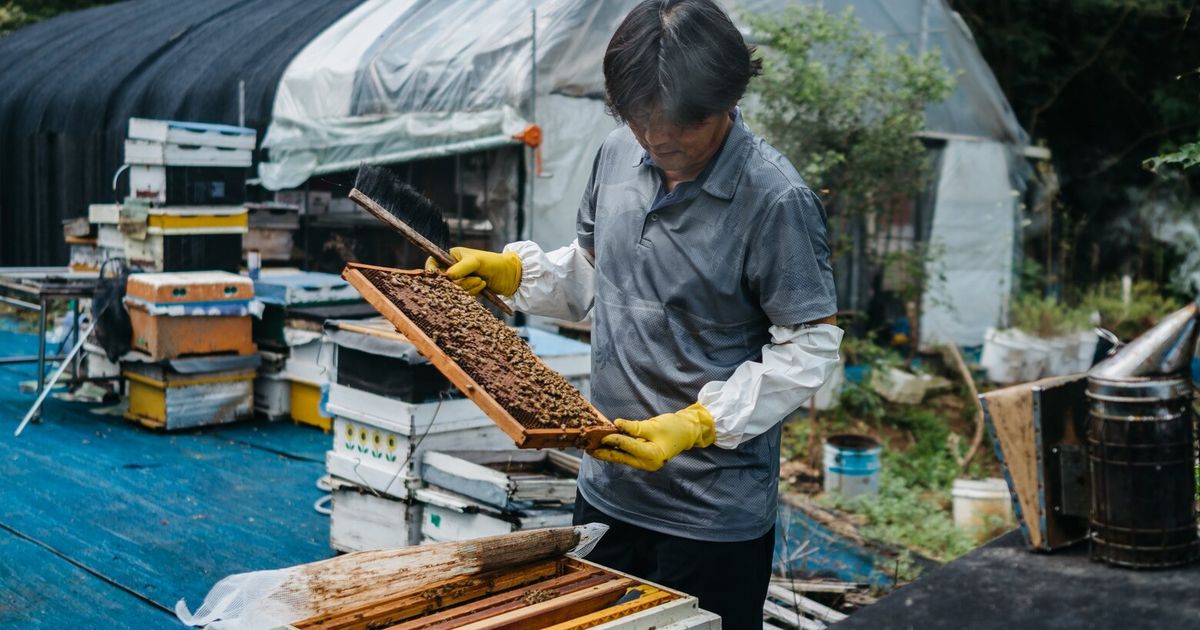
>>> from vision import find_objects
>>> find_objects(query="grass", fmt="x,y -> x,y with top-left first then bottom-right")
780,352 -> 997,576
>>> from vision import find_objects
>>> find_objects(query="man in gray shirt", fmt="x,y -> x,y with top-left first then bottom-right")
428,0 -> 842,625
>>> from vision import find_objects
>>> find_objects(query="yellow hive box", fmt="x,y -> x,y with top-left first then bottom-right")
125,365 -> 255,431
146,207 -> 248,235
290,379 -> 331,431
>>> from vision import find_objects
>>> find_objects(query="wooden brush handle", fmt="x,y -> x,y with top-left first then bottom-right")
350,188 -> 515,316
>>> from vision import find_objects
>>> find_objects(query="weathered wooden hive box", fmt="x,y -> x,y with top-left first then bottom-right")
287,557 -> 716,630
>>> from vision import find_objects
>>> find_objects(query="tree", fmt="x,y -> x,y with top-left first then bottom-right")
946,0 -> 1200,287
747,6 -> 953,323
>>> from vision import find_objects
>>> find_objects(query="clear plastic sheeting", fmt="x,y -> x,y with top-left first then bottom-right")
259,0 -> 634,191
920,139 -> 1017,347
259,0 -> 1030,256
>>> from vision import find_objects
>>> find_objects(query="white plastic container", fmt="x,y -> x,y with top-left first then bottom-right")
951,477 -> 1014,536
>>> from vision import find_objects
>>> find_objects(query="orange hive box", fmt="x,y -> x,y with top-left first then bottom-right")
124,271 -> 256,361
126,271 -> 253,303
341,263 -> 615,450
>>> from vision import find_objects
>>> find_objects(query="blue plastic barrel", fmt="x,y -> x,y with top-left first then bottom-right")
823,434 -> 882,498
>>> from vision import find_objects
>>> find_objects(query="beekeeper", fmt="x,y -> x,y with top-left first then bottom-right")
427,0 -> 842,624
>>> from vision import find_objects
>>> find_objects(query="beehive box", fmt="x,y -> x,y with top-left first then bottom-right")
123,357 -> 257,430
341,263 -> 614,450
420,450 -> 580,511
328,477 -> 423,552
291,380 -> 331,431
325,382 -> 510,499
417,486 -> 574,544
145,206 -> 248,235
287,554 -> 715,630
126,271 -> 253,303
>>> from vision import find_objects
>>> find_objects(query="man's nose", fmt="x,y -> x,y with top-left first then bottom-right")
642,125 -> 674,148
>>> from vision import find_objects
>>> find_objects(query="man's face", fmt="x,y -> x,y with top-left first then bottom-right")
627,108 -> 732,176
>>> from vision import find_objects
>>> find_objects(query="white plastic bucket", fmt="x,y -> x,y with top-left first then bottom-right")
822,434 -> 882,498
951,478 -> 1013,535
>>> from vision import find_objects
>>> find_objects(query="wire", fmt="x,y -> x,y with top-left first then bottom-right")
353,394 -> 444,499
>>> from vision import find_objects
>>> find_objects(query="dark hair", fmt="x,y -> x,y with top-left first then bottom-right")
603,0 -> 762,126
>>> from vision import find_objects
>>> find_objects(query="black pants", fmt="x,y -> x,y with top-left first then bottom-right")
573,491 -> 775,629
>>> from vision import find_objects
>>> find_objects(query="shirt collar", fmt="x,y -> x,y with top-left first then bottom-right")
632,108 -> 754,201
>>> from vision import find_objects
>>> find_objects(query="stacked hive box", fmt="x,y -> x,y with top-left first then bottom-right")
89,118 -> 256,272
322,319 -> 594,553
251,270 -> 375,427
243,203 -> 300,263
322,317 -> 504,552
416,450 -> 578,544
121,271 -> 259,430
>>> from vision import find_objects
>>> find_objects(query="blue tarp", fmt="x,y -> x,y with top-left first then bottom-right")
0,327 -> 333,627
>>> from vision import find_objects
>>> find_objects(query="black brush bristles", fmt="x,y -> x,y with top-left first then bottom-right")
353,163 -> 451,251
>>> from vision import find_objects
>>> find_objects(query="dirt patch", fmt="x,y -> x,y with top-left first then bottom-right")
361,268 -> 600,430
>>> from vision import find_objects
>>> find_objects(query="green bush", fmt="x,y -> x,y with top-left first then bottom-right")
820,467 -> 975,563
1080,280 -> 1183,341
1008,293 -> 1091,337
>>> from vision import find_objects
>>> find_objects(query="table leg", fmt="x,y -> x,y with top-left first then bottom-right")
35,296 -> 47,418
36,296 -> 48,393
71,299 -> 82,382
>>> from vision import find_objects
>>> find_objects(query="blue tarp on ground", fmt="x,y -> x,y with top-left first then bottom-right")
0,328 -> 333,627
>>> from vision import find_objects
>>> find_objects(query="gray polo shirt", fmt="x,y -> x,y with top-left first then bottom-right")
576,111 -> 837,542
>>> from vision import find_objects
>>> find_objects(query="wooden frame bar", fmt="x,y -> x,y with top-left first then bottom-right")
294,560 -> 564,630
342,263 -> 615,450
293,555 -> 685,630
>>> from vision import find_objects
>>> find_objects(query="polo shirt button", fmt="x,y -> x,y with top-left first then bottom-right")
649,214 -> 659,222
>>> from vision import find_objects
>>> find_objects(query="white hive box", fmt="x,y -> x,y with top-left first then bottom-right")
328,477 -> 423,552
420,449 -> 579,511
416,486 -> 573,544
124,139 -> 252,168
325,384 -> 512,500
281,327 -> 332,385
87,203 -> 121,225
128,117 -> 256,150
254,371 -> 291,421
129,164 -> 166,202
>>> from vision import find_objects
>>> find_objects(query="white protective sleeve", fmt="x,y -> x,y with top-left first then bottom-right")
699,323 -> 844,449
502,239 -> 595,321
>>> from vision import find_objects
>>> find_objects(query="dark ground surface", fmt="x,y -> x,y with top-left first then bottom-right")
834,529 -> 1200,629
0,326 -> 333,628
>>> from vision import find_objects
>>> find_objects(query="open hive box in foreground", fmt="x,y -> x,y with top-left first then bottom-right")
341,263 -> 615,450
178,527 -> 719,629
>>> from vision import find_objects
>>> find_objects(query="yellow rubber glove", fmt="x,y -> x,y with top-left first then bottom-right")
590,403 -> 716,472
424,247 -> 522,297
